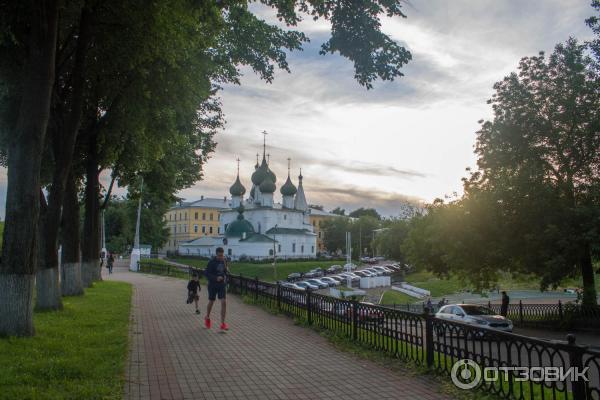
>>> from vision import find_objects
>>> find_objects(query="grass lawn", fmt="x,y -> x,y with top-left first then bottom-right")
169,258 -> 343,282
380,289 -> 415,305
0,281 -> 132,400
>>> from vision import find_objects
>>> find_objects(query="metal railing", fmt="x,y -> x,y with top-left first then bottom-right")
383,301 -> 600,330
226,274 -> 600,400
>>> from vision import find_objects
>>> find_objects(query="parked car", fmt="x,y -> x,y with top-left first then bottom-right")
306,278 -> 329,289
280,281 -> 303,290
355,270 -> 374,278
287,272 -> 302,280
329,275 -> 344,282
372,266 -> 392,275
384,264 -> 401,271
435,304 -> 513,332
338,272 -> 360,282
303,271 -> 318,278
295,281 -> 319,290
326,265 -> 342,273
343,263 -> 357,271
360,256 -> 371,263
319,277 -> 341,286
347,302 -> 385,325
363,268 -> 383,276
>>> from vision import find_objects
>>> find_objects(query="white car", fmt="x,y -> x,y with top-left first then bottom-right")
363,268 -> 384,276
295,281 -> 319,290
435,304 -> 513,332
372,266 -> 392,275
306,278 -> 329,289
319,277 -> 341,286
355,270 -> 376,277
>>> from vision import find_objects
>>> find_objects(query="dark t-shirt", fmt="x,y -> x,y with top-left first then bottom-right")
187,280 -> 201,293
205,257 -> 227,287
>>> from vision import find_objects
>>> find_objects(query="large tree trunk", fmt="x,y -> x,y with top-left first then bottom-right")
580,243 -> 597,307
36,192 -> 63,310
61,171 -> 84,296
81,134 -> 101,286
36,3 -> 91,309
0,0 -> 59,336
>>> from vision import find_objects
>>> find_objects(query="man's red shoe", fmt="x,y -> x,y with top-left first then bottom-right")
204,317 -> 211,329
220,323 -> 229,331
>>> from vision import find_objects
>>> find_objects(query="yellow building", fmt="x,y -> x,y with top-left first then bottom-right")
163,196 -> 229,252
308,207 -> 339,253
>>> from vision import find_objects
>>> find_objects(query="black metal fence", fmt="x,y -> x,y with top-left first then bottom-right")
383,300 -> 600,330
226,274 -> 600,400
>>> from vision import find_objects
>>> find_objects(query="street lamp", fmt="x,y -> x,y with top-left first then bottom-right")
272,224 -> 278,281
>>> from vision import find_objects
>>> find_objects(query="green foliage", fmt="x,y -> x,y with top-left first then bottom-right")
0,281 -> 131,399
349,207 -> 381,220
322,215 -> 382,257
330,207 -> 346,216
372,219 -> 410,261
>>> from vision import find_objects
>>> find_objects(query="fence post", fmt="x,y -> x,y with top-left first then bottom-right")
306,289 -> 313,325
254,276 -> 259,301
488,300 -> 491,309
424,308 -> 434,368
558,300 -> 563,320
352,300 -> 358,341
519,300 -> 523,325
276,281 -> 281,311
407,302 -> 410,312
566,334 -> 587,400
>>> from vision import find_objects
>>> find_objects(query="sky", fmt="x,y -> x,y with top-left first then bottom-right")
0,0 -> 595,218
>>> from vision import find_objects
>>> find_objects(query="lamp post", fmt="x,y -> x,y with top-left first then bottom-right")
345,231 -> 352,288
272,224 -> 278,281
129,177 -> 143,271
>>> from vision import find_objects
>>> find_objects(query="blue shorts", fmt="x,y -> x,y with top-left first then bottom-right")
208,284 -> 226,301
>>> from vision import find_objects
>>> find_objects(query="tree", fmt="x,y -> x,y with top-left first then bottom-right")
322,217 -> 351,255
1,0 -> 414,335
372,219 -> 410,261
330,207 -> 346,216
0,1 -> 59,336
350,216 -> 380,258
349,207 -> 381,220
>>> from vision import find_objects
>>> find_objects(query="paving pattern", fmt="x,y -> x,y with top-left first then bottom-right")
106,261 -> 449,400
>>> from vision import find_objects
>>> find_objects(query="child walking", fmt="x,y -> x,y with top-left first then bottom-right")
187,272 -> 202,314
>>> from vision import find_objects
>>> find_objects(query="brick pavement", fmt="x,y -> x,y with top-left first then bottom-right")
106,261 -> 449,400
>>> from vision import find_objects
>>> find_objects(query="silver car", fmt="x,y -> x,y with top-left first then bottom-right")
306,278 -> 329,289
319,277 -> 341,286
295,281 -> 319,290
436,304 -> 513,332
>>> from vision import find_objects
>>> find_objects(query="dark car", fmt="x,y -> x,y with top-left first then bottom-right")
287,272 -> 302,280
326,265 -> 342,274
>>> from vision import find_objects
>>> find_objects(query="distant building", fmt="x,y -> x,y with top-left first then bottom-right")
163,196 -> 229,252
171,139 -> 339,260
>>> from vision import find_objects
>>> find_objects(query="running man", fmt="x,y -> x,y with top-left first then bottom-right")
204,247 -> 228,330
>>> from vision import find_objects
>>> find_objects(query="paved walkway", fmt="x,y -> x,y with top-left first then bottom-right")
106,262 -> 448,400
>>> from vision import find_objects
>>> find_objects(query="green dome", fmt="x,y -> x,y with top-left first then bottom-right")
259,176 -> 276,193
266,167 -> 276,183
251,158 -> 268,185
280,175 -> 297,196
226,208 -> 255,237
229,175 -> 246,196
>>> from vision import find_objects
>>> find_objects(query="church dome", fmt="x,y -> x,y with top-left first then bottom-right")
229,176 -> 246,196
259,175 -> 276,193
251,158 -> 268,185
226,207 -> 255,237
280,175 -> 297,196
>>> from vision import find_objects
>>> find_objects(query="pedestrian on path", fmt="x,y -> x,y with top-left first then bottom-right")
500,291 -> 510,317
204,247 -> 228,331
187,273 -> 202,314
107,253 -> 115,274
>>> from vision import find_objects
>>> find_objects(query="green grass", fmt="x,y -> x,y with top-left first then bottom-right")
0,281 -> 132,400
169,258 -> 342,282
381,289 -> 416,305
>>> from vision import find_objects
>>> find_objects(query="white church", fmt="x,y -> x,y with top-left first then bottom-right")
178,143 -> 318,260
